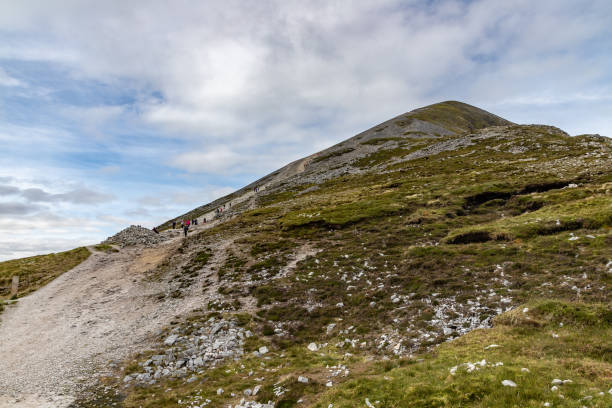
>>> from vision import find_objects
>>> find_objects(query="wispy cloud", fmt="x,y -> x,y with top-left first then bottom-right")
0,0 -> 610,259
0,67 -> 23,87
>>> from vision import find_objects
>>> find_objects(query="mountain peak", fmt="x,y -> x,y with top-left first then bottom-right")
378,100 -> 513,137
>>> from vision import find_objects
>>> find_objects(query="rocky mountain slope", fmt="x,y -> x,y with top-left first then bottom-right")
1,101 -> 610,408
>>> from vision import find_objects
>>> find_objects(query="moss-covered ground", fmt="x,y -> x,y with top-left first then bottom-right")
75,115 -> 611,406
0,247 -> 90,301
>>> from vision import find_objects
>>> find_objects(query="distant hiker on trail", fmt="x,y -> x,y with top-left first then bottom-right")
194,219 -> 198,225
203,218 -> 206,223
172,220 -> 176,229
180,220 -> 184,228
183,224 -> 188,237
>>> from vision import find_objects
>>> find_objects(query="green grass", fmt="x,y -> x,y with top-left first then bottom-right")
445,195 -> 612,243
72,112 -> 611,406
0,247 -> 90,300
93,243 -> 119,253
313,300 -> 612,408
312,148 -> 355,163
399,101 -> 512,133
361,137 -> 404,145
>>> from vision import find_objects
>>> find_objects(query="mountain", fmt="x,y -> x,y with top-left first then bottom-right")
1,101 -> 610,408
160,101 -> 513,227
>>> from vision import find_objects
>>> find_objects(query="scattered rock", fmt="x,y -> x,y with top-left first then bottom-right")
103,225 -> 167,247
164,334 -> 178,346
501,380 -> 517,387
298,376 -> 309,383
126,318 -> 246,383
307,342 -> 319,352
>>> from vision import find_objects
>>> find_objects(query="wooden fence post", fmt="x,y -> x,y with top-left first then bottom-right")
10,276 -> 19,297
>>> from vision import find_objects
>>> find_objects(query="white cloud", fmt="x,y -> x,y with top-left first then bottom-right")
0,0 -> 611,259
0,67 -> 23,87
169,147 -> 242,174
98,165 -> 121,175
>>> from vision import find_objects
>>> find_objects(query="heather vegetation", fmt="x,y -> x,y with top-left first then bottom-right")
72,103 -> 611,407
4,102 -> 609,407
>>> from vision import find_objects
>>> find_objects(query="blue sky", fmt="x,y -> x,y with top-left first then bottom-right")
0,0 -> 611,260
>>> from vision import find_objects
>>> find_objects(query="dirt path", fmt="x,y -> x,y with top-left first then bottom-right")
0,169 -> 315,407
0,238 -> 220,407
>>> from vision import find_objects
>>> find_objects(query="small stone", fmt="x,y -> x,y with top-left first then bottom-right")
501,380 -> 517,387
307,342 -> 319,352
326,381 -> 333,387
522,307 -> 529,313
258,346 -> 269,355
336,302 -> 344,307
253,385 -> 261,395
244,388 -> 252,396
484,344 -> 500,350
164,335 -> 178,346
521,368 -> 530,372
326,323 -> 336,335
217,388 -> 224,395
298,376 -> 309,383
551,386 -> 559,391
552,379 -> 563,385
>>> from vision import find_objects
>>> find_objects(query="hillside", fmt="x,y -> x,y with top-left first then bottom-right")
0,101 -> 610,408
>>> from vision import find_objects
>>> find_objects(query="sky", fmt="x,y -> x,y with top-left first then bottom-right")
0,0 -> 611,261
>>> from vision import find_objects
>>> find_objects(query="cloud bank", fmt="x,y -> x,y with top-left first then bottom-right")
0,0 -> 610,259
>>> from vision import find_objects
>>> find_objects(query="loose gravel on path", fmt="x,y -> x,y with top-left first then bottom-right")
0,239 -> 213,407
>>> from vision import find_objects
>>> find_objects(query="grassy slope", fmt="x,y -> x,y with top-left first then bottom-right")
315,301 -> 612,408
77,118 -> 611,406
0,247 -> 90,305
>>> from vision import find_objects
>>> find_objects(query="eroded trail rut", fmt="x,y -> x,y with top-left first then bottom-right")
0,240 -> 211,407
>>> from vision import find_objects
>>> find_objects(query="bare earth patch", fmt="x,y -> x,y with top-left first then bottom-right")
0,239 -> 210,407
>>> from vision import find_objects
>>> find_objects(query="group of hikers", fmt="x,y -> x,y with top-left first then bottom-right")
167,186 -> 261,238
172,218 -> 203,236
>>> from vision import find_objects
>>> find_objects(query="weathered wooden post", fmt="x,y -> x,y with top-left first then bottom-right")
10,276 -> 19,297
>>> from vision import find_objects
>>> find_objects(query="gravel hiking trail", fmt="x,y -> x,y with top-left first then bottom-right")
0,233 -> 226,408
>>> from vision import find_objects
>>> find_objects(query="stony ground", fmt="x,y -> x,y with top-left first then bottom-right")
0,236 -> 214,407
0,102 -> 610,408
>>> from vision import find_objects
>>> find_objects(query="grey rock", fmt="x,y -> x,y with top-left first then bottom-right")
164,334 -> 179,346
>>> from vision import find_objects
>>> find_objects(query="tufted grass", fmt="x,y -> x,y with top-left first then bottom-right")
313,301 -> 612,408
0,247 -> 90,300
